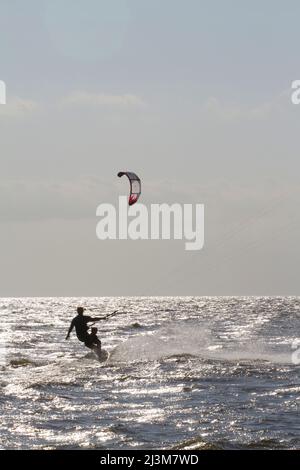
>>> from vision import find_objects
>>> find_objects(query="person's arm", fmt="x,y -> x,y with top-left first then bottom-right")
65,319 -> 75,340
87,316 -> 104,322
87,311 -> 118,322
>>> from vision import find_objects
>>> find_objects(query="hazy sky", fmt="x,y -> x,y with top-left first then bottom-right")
0,0 -> 300,296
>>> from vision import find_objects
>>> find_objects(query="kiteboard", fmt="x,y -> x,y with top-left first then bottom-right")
92,346 -> 109,362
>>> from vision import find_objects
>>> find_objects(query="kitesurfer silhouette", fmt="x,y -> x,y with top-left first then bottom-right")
65,307 -> 102,350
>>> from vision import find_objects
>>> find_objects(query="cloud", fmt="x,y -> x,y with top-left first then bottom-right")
201,89 -> 292,123
0,90 -> 146,120
0,177 -> 116,222
61,91 -> 146,108
0,96 -> 38,118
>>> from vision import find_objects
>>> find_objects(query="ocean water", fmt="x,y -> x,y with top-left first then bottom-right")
0,296 -> 299,450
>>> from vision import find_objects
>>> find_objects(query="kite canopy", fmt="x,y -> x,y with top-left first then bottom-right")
118,171 -> 141,206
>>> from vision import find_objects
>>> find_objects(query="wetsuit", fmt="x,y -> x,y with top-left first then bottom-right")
68,314 -> 93,343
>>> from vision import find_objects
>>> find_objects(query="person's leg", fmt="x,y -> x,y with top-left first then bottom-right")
90,337 -> 101,358
84,334 -> 93,349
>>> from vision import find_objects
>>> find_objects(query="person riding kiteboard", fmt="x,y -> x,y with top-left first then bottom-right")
65,306 -> 118,355
65,306 -> 102,350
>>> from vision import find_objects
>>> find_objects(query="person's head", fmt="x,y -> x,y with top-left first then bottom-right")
77,306 -> 85,315
91,327 -> 98,334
